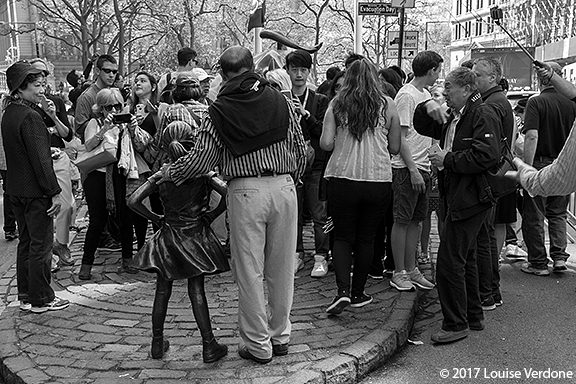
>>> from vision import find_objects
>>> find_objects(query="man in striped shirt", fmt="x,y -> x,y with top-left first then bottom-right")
160,46 -> 306,364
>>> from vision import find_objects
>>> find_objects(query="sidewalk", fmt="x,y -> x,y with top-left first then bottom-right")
0,203 -> 432,384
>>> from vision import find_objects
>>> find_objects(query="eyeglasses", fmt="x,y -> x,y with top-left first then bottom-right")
101,68 -> 118,75
103,103 -> 122,112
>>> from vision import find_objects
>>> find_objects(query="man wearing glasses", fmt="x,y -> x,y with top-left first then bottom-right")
75,55 -> 118,143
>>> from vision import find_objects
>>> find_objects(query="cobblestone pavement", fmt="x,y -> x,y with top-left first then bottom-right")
0,205 -> 437,384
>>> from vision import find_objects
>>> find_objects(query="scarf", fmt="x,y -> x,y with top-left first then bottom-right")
208,71 -> 289,157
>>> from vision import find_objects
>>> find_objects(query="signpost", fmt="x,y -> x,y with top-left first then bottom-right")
388,31 -> 418,59
358,2 -> 398,16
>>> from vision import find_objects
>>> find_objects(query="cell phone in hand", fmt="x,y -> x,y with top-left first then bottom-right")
112,113 -> 132,124
135,104 -> 145,116
429,143 -> 442,154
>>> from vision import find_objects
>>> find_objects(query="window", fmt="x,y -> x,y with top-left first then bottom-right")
476,0 -> 484,8
465,21 -> 472,37
466,0 -> 473,12
475,20 -> 483,35
456,0 -> 463,15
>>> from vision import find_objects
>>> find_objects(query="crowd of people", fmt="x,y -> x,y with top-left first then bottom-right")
2,41 -> 576,365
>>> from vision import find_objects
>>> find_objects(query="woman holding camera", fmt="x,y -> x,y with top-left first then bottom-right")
79,88 -> 149,279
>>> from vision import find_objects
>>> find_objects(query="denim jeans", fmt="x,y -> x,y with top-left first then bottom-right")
521,158 -> 569,269
296,169 -> 329,256
328,178 -> 391,297
12,196 -> 55,306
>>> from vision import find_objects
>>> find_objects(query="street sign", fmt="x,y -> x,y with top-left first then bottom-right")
391,0 -> 415,8
387,49 -> 417,59
358,2 -> 399,16
388,30 -> 418,50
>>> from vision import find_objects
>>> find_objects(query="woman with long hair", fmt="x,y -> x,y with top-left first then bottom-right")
320,59 -> 401,315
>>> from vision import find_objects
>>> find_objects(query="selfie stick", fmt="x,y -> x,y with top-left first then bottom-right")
490,6 -> 541,66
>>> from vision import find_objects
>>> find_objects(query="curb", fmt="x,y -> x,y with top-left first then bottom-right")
280,293 -> 417,384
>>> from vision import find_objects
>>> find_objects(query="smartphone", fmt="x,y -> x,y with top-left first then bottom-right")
112,113 -> 132,124
135,104 -> 145,116
429,143 -> 442,154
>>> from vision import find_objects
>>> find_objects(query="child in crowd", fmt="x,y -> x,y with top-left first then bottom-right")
128,121 -> 230,362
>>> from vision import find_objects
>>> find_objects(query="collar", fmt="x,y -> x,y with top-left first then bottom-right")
481,85 -> 503,101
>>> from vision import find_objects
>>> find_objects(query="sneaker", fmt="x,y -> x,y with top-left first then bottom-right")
390,270 -> 415,291
51,255 -> 60,273
53,242 -> 74,266
294,256 -> 304,274
97,237 -> 122,252
311,255 -> 328,278
19,301 -> 31,311
350,293 -> 373,308
520,263 -> 550,276
505,244 -> 527,259
30,297 -> 70,313
494,299 -> 503,307
553,260 -> 567,272
326,294 -> 351,315
5,230 -> 18,241
481,296 -> 496,311
431,328 -> 469,344
409,268 -> 435,290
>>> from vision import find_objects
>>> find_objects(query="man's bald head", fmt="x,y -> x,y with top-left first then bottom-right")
219,46 -> 254,79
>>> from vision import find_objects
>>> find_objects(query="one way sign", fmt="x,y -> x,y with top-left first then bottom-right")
388,49 -> 416,59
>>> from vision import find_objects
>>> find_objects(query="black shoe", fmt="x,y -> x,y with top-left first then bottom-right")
272,343 -> 289,356
53,242 -> 74,266
469,321 -> 485,331
202,338 -> 228,363
350,293 -> 373,308
238,345 -> 272,364
5,230 -> 18,241
151,336 -> 170,359
481,296 -> 496,311
78,264 -> 92,280
326,294 -> 350,315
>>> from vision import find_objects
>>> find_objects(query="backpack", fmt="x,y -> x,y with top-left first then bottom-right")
159,73 -> 176,104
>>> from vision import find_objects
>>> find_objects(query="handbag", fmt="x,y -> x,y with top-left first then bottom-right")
74,133 -> 118,174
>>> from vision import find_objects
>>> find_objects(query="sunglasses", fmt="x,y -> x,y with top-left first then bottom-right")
101,68 -> 118,75
103,103 -> 122,112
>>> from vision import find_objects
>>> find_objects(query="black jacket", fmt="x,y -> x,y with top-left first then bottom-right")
413,92 -> 501,221
2,100 -> 61,198
300,89 -> 328,171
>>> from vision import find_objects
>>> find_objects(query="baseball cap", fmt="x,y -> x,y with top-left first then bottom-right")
6,61 -> 44,93
191,68 -> 214,82
175,72 -> 199,87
